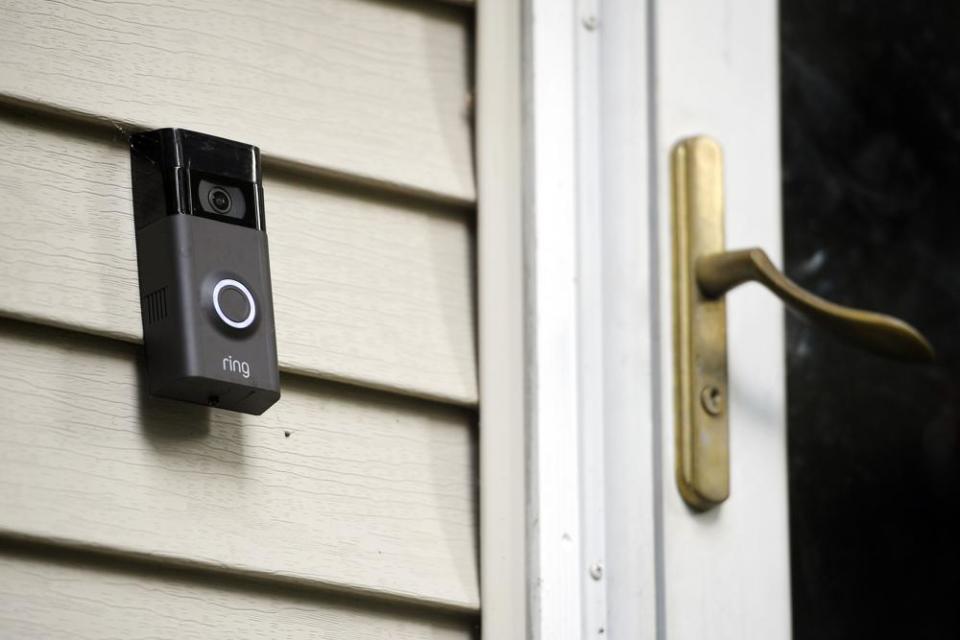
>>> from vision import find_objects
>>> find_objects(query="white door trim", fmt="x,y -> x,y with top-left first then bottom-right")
478,1 -> 659,638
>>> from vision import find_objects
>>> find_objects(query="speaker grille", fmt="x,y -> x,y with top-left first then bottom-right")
143,287 -> 168,325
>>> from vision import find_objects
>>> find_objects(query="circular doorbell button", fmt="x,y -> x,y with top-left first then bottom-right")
213,278 -> 256,330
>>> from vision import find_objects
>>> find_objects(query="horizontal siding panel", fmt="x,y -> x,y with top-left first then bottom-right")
0,550 -> 475,638
0,110 -> 478,406
0,0 -> 475,203
0,320 -> 479,611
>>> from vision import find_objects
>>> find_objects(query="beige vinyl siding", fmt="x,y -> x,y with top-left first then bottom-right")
0,548 -> 475,639
0,0 -> 475,203
0,320 -> 477,610
0,0 -> 478,635
0,110 -> 477,406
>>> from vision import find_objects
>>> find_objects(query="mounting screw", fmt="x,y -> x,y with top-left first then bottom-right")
582,15 -> 598,31
700,385 -> 723,416
589,563 -> 604,580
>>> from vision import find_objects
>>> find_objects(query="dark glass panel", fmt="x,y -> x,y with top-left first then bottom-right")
781,2 -> 960,638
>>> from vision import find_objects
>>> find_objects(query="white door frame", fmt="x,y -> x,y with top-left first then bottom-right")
478,1 -> 659,638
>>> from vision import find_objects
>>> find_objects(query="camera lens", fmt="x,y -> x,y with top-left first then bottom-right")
196,178 -> 246,221
208,187 -> 232,214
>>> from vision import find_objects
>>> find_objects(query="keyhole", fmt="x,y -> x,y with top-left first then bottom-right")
700,385 -> 723,416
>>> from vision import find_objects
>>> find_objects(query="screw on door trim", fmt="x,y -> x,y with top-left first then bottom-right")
589,563 -> 604,580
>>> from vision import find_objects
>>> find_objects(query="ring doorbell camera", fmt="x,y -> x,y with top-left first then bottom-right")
130,128 -> 280,414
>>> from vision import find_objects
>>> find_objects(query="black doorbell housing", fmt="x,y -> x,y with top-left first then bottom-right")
130,128 -> 280,414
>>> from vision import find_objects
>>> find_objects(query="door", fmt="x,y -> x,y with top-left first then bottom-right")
652,1 -> 956,639
479,2 -> 956,638
652,1 -> 791,638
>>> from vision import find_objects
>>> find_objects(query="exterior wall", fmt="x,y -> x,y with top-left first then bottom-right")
0,0 -> 478,635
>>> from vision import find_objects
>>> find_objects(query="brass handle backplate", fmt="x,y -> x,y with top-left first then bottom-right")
671,136 -> 934,511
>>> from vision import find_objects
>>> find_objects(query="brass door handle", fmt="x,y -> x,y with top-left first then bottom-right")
696,248 -> 934,362
671,136 -> 934,511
